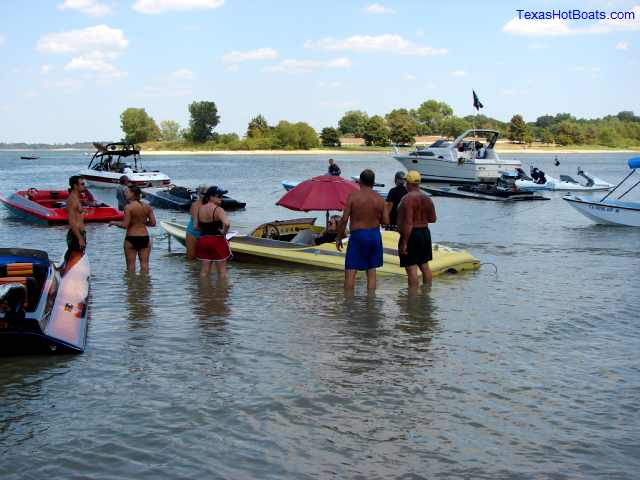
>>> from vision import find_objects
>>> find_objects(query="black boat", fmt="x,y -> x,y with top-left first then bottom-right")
20,155 -> 39,160
143,185 -> 246,211
0,248 -> 90,354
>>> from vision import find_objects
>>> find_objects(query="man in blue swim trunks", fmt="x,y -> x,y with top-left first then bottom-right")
336,169 -> 389,290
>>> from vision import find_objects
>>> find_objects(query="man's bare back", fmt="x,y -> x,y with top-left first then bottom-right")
345,188 -> 386,231
398,190 -> 436,230
67,191 -> 85,232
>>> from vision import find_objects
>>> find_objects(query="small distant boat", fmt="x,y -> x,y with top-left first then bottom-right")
160,219 -> 481,277
422,171 -> 549,202
392,129 -> 522,183
0,188 -> 123,224
78,142 -> 171,188
516,166 -> 612,192
563,157 -> 640,227
143,185 -> 246,211
0,248 -> 90,354
20,155 -> 39,160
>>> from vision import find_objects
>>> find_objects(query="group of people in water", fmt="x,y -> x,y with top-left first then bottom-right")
64,161 -> 437,289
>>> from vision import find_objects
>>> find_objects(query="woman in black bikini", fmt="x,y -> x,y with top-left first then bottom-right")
110,186 -> 157,273
195,186 -> 231,278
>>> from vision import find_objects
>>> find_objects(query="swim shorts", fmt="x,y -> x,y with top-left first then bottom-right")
345,227 -> 383,271
399,227 -> 432,268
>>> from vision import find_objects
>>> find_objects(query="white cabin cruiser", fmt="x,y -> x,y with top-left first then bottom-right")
563,156 -> 640,227
79,142 -> 171,188
393,129 -> 521,183
516,166 -> 612,192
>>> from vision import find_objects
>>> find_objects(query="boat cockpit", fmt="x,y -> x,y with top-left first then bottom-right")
88,142 -> 142,173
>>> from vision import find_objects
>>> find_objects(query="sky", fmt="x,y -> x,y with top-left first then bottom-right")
0,0 -> 639,143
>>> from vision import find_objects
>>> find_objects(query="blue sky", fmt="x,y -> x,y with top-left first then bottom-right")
0,0 -> 639,142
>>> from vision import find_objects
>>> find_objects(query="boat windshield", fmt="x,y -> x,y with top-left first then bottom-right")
428,139 -> 450,148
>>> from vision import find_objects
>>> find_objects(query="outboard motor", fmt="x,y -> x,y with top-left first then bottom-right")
0,283 -> 27,322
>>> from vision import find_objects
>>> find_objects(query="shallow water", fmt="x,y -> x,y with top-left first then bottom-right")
1,150 -> 639,479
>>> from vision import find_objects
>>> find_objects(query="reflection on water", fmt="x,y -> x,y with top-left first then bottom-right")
1,151 -> 639,479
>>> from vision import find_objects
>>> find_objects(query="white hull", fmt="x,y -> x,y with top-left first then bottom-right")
394,156 -> 521,183
563,195 -> 640,227
79,169 -> 170,188
517,177 -> 611,192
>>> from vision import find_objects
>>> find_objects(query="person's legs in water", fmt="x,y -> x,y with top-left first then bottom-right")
186,233 -> 197,261
124,240 -> 138,273
138,243 -> 151,274
366,268 -> 377,290
214,260 -> 227,280
405,265 -> 419,288
418,262 -> 432,286
344,269 -> 357,289
200,259 -> 212,277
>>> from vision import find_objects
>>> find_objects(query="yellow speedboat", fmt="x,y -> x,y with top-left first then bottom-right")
160,218 -> 480,277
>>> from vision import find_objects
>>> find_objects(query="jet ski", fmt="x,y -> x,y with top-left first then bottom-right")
0,248 -> 90,354
143,185 -> 246,211
516,166 -> 612,192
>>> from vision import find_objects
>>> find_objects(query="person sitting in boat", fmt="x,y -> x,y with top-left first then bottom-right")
328,158 -> 341,176
475,142 -> 486,159
314,215 -> 341,245
537,170 -> 547,184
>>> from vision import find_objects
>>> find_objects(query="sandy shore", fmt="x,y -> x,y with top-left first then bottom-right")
141,147 -> 639,156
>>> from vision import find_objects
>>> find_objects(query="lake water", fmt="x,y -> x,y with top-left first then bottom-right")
1,150 -> 639,479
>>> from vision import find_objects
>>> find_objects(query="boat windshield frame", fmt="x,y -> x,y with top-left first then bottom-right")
88,142 -> 142,172
452,129 -> 499,150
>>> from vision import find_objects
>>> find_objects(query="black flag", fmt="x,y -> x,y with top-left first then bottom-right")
473,90 -> 483,111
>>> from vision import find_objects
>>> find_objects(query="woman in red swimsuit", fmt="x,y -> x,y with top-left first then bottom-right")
195,186 -> 231,278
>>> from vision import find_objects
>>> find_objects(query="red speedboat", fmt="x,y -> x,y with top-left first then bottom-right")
0,188 -> 123,224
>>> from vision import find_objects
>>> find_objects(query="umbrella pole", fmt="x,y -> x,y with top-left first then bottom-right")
326,210 -> 330,227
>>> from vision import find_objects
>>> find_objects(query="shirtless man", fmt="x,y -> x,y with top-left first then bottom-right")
110,186 -> 156,273
397,170 -> 437,287
66,176 -> 87,257
336,169 -> 389,290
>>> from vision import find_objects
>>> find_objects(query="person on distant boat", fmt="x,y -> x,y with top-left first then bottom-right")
315,215 -> 341,245
328,158 -> 341,176
109,186 -> 156,273
116,175 -> 130,211
554,156 -> 560,167
66,176 -> 87,257
336,169 -> 389,290
476,142 -> 486,159
186,185 -> 207,261
195,186 -> 231,278
384,171 -> 408,231
397,170 -> 437,288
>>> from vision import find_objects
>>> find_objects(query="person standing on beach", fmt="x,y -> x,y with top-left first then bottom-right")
328,158 -> 341,176
109,186 -> 157,273
384,171 -> 408,231
336,169 -> 388,290
116,175 -> 130,211
186,185 -> 207,261
397,170 -> 437,287
196,186 -> 231,279
66,176 -> 87,256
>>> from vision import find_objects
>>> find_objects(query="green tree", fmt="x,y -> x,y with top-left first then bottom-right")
272,121 -> 319,149
414,99 -> 453,133
159,120 -> 180,142
338,110 -> 369,137
552,121 -> 584,145
386,109 -> 417,145
597,127 -> 620,147
535,115 -> 555,129
295,122 -> 320,149
247,114 -> 270,138
363,115 -> 390,146
120,108 -> 160,144
440,117 -> 471,139
188,101 -> 220,143
508,114 -> 529,143
540,128 -> 554,144
320,127 -> 341,147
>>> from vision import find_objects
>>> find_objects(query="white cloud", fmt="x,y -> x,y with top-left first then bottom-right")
169,68 -> 194,79
37,25 -> 127,53
404,73 -> 416,81
450,70 -> 468,77
221,47 -> 278,64
305,34 -> 447,56
57,0 -> 111,17
41,64 -> 53,74
616,41 -> 629,50
65,51 -> 126,78
265,57 -> 352,74
364,3 -> 394,15
133,0 -> 224,14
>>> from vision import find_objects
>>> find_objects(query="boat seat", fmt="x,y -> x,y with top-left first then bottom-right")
0,262 -> 47,312
290,229 -> 316,246
0,277 -> 38,311
0,283 -> 27,322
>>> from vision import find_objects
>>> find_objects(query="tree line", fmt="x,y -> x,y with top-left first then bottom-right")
120,99 -> 640,151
